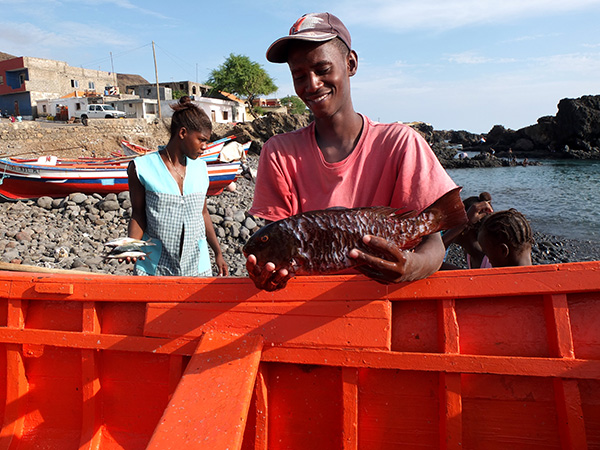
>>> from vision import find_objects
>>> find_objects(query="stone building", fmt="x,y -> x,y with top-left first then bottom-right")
0,56 -> 116,118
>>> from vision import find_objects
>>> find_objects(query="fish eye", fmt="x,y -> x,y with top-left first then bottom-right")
260,235 -> 269,243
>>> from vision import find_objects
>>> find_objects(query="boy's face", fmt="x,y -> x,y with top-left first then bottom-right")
477,228 -> 508,268
287,39 -> 356,119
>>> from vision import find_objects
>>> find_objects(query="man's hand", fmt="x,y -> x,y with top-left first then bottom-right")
348,233 -> 445,283
467,201 -> 493,225
245,254 -> 292,291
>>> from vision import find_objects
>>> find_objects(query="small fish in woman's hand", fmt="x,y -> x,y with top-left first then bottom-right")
103,237 -> 155,260
104,250 -> 148,260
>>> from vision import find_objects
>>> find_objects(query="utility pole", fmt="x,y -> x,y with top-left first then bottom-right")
110,51 -> 116,86
152,41 -> 161,119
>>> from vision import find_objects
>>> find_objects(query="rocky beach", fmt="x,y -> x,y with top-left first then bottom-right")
1,97 -> 600,276
2,151 -> 600,277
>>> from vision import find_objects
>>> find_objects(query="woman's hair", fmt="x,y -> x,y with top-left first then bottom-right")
169,95 -> 212,139
480,209 -> 534,250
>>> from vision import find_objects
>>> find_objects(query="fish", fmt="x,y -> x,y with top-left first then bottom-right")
103,237 -> 155,260
243,187 -> 467,276
105,237 -> 155,248
104,250 -> 147,260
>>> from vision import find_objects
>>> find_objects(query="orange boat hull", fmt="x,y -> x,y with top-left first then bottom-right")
1,262 -> 600,449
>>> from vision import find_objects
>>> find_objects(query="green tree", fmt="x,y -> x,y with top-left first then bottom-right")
172,90 -> 186,100
206,54 -> 278,118
280,95 -> 308,115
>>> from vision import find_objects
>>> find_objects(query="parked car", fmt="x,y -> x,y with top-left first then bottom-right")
75,104 -> 126,125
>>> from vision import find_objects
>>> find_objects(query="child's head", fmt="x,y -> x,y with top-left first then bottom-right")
477,209 -> 534,267
169,96 -> 212,139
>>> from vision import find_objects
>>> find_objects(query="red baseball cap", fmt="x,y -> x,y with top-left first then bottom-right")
266,12 -> 352,63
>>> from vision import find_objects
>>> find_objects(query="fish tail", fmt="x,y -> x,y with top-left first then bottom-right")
424,187 -> 468,230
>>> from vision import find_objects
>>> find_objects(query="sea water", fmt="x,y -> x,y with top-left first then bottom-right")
446,159 -> 600,243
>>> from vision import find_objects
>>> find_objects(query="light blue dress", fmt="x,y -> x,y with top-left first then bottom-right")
133,151 -> 212,276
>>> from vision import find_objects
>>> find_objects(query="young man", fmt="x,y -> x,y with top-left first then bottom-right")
246,12 -> 457,291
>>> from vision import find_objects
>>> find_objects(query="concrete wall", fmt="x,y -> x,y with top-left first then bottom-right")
0,118 -> 169,158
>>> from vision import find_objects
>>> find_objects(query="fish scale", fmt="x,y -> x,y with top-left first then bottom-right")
243,187 -> 467,276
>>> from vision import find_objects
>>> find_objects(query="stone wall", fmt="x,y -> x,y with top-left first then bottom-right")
0,118 -> 169,158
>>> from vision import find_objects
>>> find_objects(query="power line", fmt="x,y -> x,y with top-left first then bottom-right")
79,43 -> 152,70
153,42 -> 197,81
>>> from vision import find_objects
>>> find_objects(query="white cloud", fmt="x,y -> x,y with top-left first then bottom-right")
331,0 -> 600,32
61,0 -> 172,20
444,52 -> 517,65
533,52 -> 600,75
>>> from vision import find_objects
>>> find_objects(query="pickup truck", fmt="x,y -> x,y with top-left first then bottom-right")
75,104 -> 126,124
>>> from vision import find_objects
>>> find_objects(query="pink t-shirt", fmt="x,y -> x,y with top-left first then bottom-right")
249,115 -> 457,221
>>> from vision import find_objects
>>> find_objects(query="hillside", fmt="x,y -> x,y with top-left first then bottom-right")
0,51 -> 16,61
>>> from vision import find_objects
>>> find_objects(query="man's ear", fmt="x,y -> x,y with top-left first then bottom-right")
347,50 -> 358,77
500,243 -> 510,258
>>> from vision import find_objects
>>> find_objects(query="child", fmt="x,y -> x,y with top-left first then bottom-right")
126,96 -> 228,277
442,192 -> 493,269
477,209 -> 533,267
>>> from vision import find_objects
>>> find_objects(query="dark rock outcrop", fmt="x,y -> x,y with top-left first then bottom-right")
470,95 -> 600,160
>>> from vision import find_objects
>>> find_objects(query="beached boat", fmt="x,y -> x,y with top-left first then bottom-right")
0,156 -> 241,200
120,136 -> 237,163
0,261 -> 599,449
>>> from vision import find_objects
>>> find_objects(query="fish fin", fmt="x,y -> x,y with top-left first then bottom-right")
424,187 -> 468,230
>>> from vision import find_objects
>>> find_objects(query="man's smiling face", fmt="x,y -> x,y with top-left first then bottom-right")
287,39 -> 356,120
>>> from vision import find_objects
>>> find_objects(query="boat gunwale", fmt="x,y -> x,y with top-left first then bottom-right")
1,260 -> 598,303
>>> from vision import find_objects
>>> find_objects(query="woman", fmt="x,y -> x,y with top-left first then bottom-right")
126,96 -> 227,276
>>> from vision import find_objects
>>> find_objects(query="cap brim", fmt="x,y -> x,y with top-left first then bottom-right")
266,33 -> 337,63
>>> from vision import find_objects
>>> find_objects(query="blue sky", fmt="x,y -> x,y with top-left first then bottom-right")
2,0 -> 599,133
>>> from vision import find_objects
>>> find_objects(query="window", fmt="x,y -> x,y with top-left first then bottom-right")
88,81 -> 95,90
42,105 -> 47,113
0,75 -> 3,85
179,83 -> 184,90
147,89 -> 152,95
222,111 -> 228,120
76,103 -> 81,110
192,86 -> 197,95
19,74 -> 25,85
71,79 -> 79,88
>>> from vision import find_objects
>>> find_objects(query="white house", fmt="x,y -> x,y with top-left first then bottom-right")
160,95 -> 246,124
